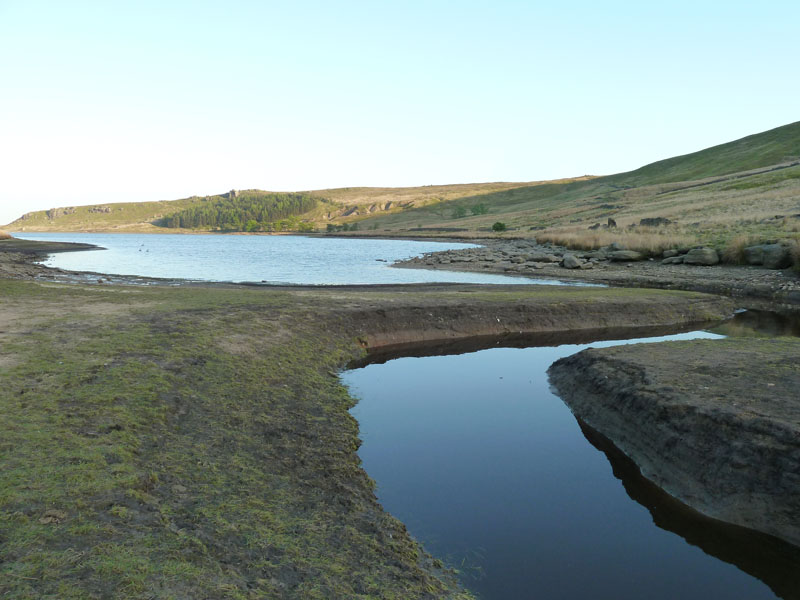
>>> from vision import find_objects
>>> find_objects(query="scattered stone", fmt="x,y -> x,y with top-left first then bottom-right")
663,249 -> 679,258
607,218 -> 617,228
579,262 -> 594,269
561,254 -> 582,269
510,256 -> 525,264
662,256 -> 684,265
609,250 -> 644,262
683,247 -> 719,266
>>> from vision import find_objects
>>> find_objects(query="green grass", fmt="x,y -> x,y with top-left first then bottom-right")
607,120 -> 800,186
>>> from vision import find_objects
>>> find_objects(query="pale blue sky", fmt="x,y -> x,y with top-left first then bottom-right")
1,0 -> 798,225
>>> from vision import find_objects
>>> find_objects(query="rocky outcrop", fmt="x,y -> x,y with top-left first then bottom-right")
763,245 -> 792,269
744,244 -> 792,269
561,254 -> 582,269
46,207 -> 76,219
683,247 -> 719,265
548,337 -> 800,548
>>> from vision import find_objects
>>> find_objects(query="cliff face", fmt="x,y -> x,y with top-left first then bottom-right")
548,337 -> 800,548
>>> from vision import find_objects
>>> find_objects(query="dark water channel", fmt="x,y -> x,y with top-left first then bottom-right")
342,315 -> 800,600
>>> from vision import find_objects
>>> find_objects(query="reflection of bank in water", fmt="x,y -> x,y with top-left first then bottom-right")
710,308 -> 800,338
578,418 -> 800,600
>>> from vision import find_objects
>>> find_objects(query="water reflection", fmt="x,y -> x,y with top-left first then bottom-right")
578,419 -> 800,600
710,309 -> 800,338
344,323 -> 791,600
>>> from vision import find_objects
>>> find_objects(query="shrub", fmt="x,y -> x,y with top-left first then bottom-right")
492,222 -> 507,232
471,204 -> 489,216
451,206 -> 467,219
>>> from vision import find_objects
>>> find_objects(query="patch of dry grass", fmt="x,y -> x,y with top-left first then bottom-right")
536,228 -> 694,255
722,234 -> 761,264
0,230 -> 12,239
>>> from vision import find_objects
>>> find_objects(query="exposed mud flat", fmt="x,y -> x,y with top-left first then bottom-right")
549,337 -> 800,548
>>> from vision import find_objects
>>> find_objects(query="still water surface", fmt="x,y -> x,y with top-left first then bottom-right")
343,330 -> 789,600
13,232 -> 578,286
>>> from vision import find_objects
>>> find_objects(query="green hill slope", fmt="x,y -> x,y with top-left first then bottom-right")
5,182 -> 555,232
606,120 -> 800,186
356,121 -> 800,251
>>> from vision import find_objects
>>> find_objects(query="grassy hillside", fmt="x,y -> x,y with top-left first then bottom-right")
355,121 -> 800,253
606,120 -> 800,186
8,197 -> 209,233
6,182 -> 568,233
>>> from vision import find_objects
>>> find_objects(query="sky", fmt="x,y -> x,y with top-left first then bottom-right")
1,0 -> 799,225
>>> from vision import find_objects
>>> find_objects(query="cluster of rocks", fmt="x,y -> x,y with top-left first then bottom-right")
403,240 -> 655,273
661,247 -> 720,265
661,243 -> 794,269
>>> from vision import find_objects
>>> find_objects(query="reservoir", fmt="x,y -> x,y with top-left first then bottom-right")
12,232 -> 581,286
343,328 -> 796,600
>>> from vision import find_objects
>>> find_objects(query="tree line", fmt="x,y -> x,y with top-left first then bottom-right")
161,193 -> 318,231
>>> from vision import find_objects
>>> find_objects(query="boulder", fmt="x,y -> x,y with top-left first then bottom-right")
683,248 -> 719,266
662,249 -> 679,259
608,250 -> 644,262
510,256 -> 526,264
561,254 -> 582,269
661,256 -> 684,265
761,244 -> 791,269
743,246 -> 764,265
639,217 -> 672,227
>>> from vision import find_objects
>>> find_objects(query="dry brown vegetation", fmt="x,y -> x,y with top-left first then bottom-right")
535,228 -> 695,255
0,230 -> 12,239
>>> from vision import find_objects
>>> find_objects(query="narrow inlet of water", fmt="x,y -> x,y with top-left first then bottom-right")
342,323 -> 798,600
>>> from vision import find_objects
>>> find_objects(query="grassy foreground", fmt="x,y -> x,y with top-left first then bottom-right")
0,279 -> 733,598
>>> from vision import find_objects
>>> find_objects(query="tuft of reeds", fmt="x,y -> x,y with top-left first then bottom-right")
722,234 -> 760,264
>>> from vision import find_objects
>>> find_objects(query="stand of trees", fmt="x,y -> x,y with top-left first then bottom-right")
162,193 -> 317,231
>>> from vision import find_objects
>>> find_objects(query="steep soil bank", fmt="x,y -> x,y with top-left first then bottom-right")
548,337 -> 800,548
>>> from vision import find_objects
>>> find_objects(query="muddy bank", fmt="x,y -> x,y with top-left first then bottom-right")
343,290 -> 733,354
548,337 -> 800,548
396,239 -> 800,310
0,237 -> 100,255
